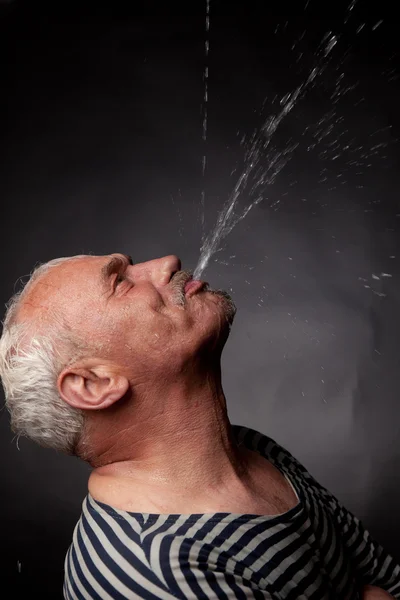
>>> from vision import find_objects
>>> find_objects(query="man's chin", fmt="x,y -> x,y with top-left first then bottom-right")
208,289 -> 237,325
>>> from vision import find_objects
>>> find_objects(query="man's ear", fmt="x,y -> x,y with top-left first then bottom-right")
57,365 -> 130,410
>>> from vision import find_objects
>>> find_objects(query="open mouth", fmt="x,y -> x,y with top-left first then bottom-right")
184,279 -> 208,297
170,270 -> 208,298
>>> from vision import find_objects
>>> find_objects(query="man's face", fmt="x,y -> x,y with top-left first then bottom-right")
21,253 -> 236,373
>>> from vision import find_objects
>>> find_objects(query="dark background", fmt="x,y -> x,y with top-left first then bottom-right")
0,0 -> 399,597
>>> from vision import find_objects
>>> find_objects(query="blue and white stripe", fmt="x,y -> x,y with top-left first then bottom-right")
64,425 -> 400,599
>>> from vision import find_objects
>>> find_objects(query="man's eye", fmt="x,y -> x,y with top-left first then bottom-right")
115,274 -> 126,286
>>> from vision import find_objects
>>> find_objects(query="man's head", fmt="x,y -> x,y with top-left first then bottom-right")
0,253 -> 236,457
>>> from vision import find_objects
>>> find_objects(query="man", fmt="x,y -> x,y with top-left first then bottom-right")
0,252 -> 399,600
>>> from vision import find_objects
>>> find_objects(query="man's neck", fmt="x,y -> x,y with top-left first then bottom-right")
85,371 -> 254,501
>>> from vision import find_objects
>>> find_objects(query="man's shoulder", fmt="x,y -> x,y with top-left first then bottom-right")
231,423 -> 325,485
231,423 -> 296,460
232,424 -> 349,513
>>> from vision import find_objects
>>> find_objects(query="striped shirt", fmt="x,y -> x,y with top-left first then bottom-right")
64,424 -> 400,599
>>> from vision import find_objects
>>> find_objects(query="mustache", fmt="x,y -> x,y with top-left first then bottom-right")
170,270 -> 193,293
170,269 -> 235,307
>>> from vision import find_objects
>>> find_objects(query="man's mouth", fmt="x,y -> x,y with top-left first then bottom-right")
184,279 -> 205,295
170,270 -> 208,298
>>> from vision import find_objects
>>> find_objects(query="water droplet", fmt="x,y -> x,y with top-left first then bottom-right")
372,20 -> 383,31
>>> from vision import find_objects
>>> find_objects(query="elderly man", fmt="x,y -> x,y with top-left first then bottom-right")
0,252 -> 399,600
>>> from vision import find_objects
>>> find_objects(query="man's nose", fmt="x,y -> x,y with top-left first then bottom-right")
131,255 -> 182,285
157,255 -> 182,285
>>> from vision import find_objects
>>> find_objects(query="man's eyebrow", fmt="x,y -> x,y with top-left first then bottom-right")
100,255 -> 133,287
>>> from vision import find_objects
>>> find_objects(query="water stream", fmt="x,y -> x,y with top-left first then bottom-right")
193,29 -> 339,280
199,0 -> 211,245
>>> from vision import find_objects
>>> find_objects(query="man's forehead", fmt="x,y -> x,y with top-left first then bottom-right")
46,255 -> 101,279
23,257 -> 91,304
25,255 -> 99,297
50,253 -> 132,273
38,253 -> 134,290
29,253 -> 132,293
16,254 -> 110,322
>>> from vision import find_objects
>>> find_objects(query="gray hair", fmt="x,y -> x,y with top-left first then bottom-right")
0,256 -> 89,455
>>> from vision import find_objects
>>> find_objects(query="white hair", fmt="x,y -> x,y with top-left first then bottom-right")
0,256 -> 89,455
